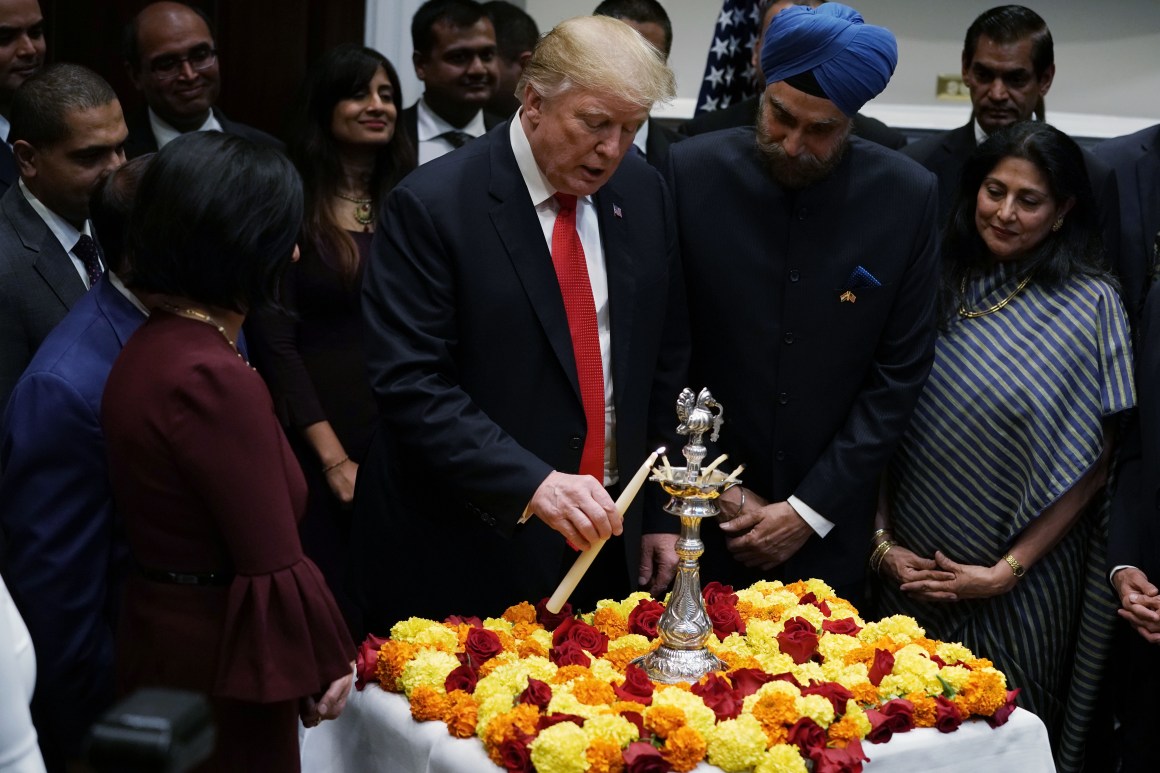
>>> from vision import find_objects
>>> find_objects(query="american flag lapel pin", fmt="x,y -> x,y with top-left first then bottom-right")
613,204 -> 623,219
840,290 -> 856,303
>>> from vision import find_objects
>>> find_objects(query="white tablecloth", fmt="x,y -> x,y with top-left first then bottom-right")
300,686 -> 1056,772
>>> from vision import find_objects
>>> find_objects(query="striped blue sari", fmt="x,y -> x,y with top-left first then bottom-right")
879,263 -> 1134,772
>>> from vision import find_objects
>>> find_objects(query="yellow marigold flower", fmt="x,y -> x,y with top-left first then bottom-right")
529,721 -> 589,773
821,660 -> 869,688
878,646 -> 940,697
907,692 -> 938,727
826,599 -> 862,621
800,578 -> 837,599
604,635 -> 653,671
409,684 -> 449,722
376,639 -> 417,692
798,694 -> 835,728
399,649 -> 461,698
711,632 -> 752,659
584,714 -> 640,748
707,714 -> 767,772
476,693 -> 519,738
390,618 -> 460,651
644,704 -> 688,738
589,658 -> 622,685
573,678 -> 617,706
754,744 -> 809,773
662,725 -> 708,773
858,616 -> 924,645
503,601 -> 538,625
652,687 -> 717,737
754,651 -> 796,676
586,738 -> 626,773
592,607 -> 630,639
790,661 -> 825,685
609,591 -> 653,618
554,665 -> 593,684
548,689 -> 605,720
934,641 -> 975,664
777,604 -> 824,631
743,619 -> 782,658
839,700 -> 872,737
817,632 -> 860,664
444,690 -> 478,737
529,628 -> 554,651
483,617 -> 514,635
939,665 -> 972,692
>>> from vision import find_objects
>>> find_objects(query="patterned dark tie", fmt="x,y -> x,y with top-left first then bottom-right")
441,130 -> 472,149
551,193 -> 605,481
73,234 -> 103,288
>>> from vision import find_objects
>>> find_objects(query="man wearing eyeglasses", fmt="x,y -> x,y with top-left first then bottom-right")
121,1 -> 279,158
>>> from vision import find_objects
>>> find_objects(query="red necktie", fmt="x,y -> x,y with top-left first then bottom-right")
551,193 -> 605,481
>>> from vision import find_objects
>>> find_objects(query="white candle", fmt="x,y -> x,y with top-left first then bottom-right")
545,447 -> 665,613
701,453 -> 728,476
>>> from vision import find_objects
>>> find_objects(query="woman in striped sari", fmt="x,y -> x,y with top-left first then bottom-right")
873,121 -> 1134,772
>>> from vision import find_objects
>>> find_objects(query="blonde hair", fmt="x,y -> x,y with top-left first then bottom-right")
518,15 -> 675,109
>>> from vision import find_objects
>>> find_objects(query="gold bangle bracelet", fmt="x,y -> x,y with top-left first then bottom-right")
322,456 -> 350,474
870,527 -> 893,544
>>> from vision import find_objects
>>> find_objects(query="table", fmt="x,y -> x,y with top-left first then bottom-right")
300,685 -> 1056,772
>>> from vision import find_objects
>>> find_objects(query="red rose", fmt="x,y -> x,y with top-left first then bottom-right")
691,673 -> 742,721
445,614 -> 483,627
444,664 -> 478,694
613,663 -> 654,706
623,740 -> 670,773
552,617 -> 609,657
867,648 -> 894,686
464,627 -> 503,666
621,711 -> 646,738
702,581 -> 738,606
987,688 -> 1021,728
769,671 -> 804,689
628,599 -> 665,639
728,667 -> 779,699
821,617 -> 862,636
549,640 -> 592,667
798,592 -> 832,616
935,696 -> 963,733
538,713 -> 587,730
815,739 -> 869,773
777,617 -> 819,664
880,698 -> 915,732
499,736 -> 533,773
707,600 -> 746,639
801,681 -> 854,716
788,717 -> 827,759
864,709 -> 895,744
518,677 -> 552,708
535,598 -> 573,631
355,634 -> 387,690
930,653 -> 947,668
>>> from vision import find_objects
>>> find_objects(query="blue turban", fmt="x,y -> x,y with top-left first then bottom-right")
761,3 -> 898,117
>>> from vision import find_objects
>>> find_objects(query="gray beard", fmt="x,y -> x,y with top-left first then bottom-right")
755,122 -> 851,189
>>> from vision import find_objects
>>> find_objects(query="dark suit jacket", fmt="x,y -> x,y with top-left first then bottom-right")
0,276 -> 142,768
353,119 -> 688,630
643,119 -> 683,171
903,121 -> 1127,314
1093,124 -> 1160,322
399,102 -> 504,159
667,128 -> 939,595
122,107 -> 284,159
680,94 -> 908,150
0,185 -> 89,417
0,142 -> 16,199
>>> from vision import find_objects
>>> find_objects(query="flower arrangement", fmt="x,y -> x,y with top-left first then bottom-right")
356,579 -> 1019,773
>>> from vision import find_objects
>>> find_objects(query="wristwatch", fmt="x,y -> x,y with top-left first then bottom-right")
1003,553 -> 1026,578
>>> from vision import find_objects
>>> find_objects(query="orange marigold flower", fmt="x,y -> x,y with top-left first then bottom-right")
645,705 -> 687,738
593,607 -> 630,639
518,638 -> 548,659
377,640 -> 417,692
828,715 -> 865,744
913,637 -> 939,655
444,690 -> 478,737
586,738 -> 627,773
494,629 -> 516,653
851,683 -> 880,706
603,645 -> 650,672
957,670 -> 1006,716
511,621 -> 542,640
967,657 -> 994,670
503,602 -> 538,625
455,623 -> 473,649
609,700 -> 646,715
751,692 -> 799,729
478,657 -> 504,679
762,722 -> 789,746
554,665 -> 593,684
573,678 -> 617,706
906,692 -> 938,728
785,580 -> 811,597
736,599 -> 757,623
662,725 -> 707,773
843,643 -> 876,667
482,704 -> 541,764
409,684 -> 449,722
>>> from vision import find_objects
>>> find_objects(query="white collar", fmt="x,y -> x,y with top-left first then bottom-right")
0,114 -> 10,146
509,110 -> 593,209
19,178 -> 92,254
416,98 -> 487,142
148,107 -> 223,149
107,271 -> 150,317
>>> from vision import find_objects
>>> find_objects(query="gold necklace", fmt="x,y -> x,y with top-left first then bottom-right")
958,272 -> 1034,318
161,303 -> 254,368
336,192 -> 373,230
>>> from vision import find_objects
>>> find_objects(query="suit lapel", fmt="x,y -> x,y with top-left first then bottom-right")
1137,132 -> 1160,263
94,277 -> 146,347
5,192 -> 86,309
486,129 -> 582,400
594,179 -> 635,409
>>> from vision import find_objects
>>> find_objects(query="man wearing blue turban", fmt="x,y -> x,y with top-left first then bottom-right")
666,3 -> 940,605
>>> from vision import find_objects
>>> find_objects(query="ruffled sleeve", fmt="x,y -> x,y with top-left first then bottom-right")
167,348 -> 353,703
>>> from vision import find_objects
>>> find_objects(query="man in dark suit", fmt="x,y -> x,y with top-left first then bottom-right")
681,0 -> 907,151
0,156 -> 149,773
0,0 -> 44,198
0,64 -> 127,417
353,15 -> 687,632
668,4 -> 938,604
482,1 -> 538,117
902,6 -> 1129,315
593,0 -> 684,171
121,1 -> 281,158
1094,123 -> 1160,321
403,0 -> 503,165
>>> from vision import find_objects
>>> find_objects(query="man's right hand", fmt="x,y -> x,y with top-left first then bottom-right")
529,471 -> 621,550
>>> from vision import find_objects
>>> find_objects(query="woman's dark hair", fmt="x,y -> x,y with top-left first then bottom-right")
940,120 -> 1109,322
125,132 -> 303,313
289,44 -> 415,281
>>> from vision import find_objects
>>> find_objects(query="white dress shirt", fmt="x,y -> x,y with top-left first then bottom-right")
19,180 -> 100,289
148,107 -> 223,149
415,99 -> 488,165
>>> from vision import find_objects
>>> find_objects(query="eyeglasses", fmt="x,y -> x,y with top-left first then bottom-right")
149,46 -> 217,80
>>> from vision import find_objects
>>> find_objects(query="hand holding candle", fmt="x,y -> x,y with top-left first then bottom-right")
545,447 -> 665,613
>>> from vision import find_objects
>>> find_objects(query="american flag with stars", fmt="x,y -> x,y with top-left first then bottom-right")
694,0 -> 764,115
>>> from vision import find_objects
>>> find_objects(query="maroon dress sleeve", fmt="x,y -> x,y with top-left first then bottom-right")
167,354 -> 353,703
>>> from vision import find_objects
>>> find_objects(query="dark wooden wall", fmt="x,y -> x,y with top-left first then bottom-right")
41,0 -> 366,141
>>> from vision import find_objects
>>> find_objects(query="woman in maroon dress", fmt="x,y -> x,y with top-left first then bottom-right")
247,46 -> 415,636
102,132 -> 354,772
